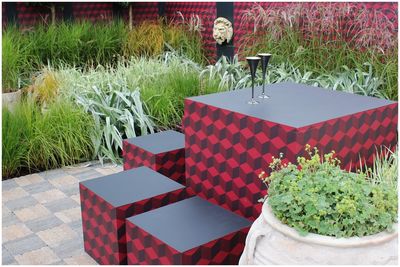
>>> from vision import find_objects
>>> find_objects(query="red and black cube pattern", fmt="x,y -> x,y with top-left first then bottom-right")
125,197 -> 251,265
126,223 -> 248,265
123,131 -> 186,185
79,169 -> 192,265
165,2 -> 217,61
72,3 -> 113,22
297,103 -> 398,170
183,100 -> 297,220
183,93 -> 398,220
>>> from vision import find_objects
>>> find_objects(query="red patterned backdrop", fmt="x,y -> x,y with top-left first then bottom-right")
2,2 -> 398,60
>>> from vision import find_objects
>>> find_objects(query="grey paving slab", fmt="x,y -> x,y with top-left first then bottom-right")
2,180 -> 18,191
4,196 -> 39,211
73,169 -> 103,181
22,181 -> 54,194
2,213 -> 20,227
43,198 -> 78,213
3,234 -> 46,256
59,185 -> 80,196
1,161 -> 117,265
24,216 -> 64,233
52,238 -> 84,259
40,169 -> 69,180
2,246 -> 16,265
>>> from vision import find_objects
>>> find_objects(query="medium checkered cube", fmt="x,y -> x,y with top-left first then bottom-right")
79,167 -> 193,265
123,130 -> 186,185
183,82 -> 397,220
126,196 -> 251,265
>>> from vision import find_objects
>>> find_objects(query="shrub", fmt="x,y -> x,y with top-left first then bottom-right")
238,3 -> 398,100
259,146 -> 398,238
2,99 -> 94,179
75,85 -> 155,164
2,26 -> 32,92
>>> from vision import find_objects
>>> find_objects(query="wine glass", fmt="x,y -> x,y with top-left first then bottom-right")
258,53 -> 272,99
246,56 -> 261,105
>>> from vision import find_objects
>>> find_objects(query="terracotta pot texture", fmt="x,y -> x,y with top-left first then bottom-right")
239,202 -> 398,265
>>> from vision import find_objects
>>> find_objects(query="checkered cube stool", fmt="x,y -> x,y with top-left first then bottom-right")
126,196 -> 251,265
123,130 -> 185,185
79,166 -> 193,265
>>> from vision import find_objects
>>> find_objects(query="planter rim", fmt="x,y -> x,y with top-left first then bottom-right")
2,89 -> 21,95
263,201 -> 398,248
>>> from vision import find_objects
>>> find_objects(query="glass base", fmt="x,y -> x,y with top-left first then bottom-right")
258,94 -> 270,99
248,99 -> 260,105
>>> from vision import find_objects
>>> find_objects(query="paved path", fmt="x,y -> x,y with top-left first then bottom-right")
2,161 -> 123,265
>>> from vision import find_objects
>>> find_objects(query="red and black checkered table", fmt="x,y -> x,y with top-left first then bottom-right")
79,166 -> 192,265
183,82 -> 398,220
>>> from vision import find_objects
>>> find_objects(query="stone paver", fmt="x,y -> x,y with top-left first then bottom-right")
2,224 -> 32,243
14,247 -> 60,265
2,161 -> 120,265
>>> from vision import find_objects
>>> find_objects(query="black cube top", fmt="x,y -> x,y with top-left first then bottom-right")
125,130 -> 184,154
80,167 -> 184,207
127,196 -> 252,252
188,82 -> 395,128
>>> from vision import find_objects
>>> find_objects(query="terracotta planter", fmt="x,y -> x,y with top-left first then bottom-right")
2,90 -> 21,110
239,202 -> 398,265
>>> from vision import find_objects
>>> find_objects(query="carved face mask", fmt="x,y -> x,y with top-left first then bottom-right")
213,17 -> 233,45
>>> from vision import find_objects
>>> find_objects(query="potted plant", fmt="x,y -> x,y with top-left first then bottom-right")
239,145 -> 398,265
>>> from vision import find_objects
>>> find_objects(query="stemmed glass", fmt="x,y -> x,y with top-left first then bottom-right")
258,53 -> 271,99
246,56 -> 261,105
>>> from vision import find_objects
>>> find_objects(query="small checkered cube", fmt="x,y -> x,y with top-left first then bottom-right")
126,197 -> 251,265
123,130 -> 186,185
79,167 -> 193,265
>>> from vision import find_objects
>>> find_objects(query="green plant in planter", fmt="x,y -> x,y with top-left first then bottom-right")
259,145 -> 398,238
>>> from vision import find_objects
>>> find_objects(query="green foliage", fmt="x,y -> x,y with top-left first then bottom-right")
56,52 -> 218,131
75,85 -> 155,164
123,19 -> 207,65
361,146 -> 398,189
2,104 -> 33,177
2,26 -> 32,92
26,20 -> 126,68
201,55 -> 390,99
2,99 -> 94,178
260,146 -> 398,238
238,3 -> 398,100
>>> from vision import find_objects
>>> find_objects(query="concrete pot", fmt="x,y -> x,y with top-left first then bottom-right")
2,89 -> 22,111
239,202 -> 398,265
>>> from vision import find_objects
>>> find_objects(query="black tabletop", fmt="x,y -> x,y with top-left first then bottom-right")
127,196 -> 251,252
80,167 -> 185,207
188,82 -> 395,128
125,130 -> 184,154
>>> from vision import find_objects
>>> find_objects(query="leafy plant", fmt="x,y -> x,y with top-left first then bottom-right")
238,3 -> 398,100
75,85 -> 155,164
2,26 -> 32,92
259,145 -> 398,238
2,99 -> 94,179
361,146 -> 398,189
28,67 -> 60,105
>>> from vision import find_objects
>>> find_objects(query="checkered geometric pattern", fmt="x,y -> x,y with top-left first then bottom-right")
72,3 -> 113,22
165,2 -> 216,61
123,141 -> 186,185
2,3 -> 7,28
16,3 -> 63,27
79,183 -> 192,265
121,2 -> 159,24
233,2 -> 398,55
183,99 -> 398,220
298,103 -> 398,170
126,220 -> 249,265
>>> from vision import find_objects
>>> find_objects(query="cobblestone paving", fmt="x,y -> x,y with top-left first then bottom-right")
2,162 -> 123,265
